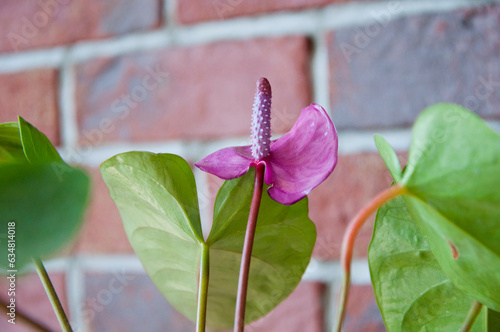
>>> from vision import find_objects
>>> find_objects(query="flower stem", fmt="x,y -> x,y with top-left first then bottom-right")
32,257 -> 72,332
459,300 -> 483,332
234,164 -> 265,332
196,243 -> 210,332
333,184 -> 408,332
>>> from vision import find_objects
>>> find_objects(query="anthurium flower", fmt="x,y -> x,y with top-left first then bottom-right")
195,78 -> 338,205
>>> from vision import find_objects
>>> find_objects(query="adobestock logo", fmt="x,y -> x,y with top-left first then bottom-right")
75,270 -> 136,331
8,0 -> 72,52
462,72 -> 500,114
212,0 -> 244,20
340,0 -> 402,63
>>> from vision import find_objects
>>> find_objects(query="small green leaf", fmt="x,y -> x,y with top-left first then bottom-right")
398,103 -> 500,311
0,162 -> 90,271
18,116 -> 63,164
100,152 -> 316,329
374,135 -> 402,182
0,122 -> 26,163
369,196 -> 500,331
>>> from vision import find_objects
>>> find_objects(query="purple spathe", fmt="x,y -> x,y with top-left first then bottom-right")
195,103 -> 338,205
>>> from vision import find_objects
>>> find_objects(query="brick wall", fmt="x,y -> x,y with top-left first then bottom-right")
1,0 -> 500,331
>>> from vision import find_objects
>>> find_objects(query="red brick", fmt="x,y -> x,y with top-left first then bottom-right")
84,273 -> 195,332
74,167 -> 133,253
75,36 -> 311,144
0,69 -> 60,146
328,4 -> 500,130
178,0 -> 352,24
245,282 -> 325,332
0,0 -> 162,53
344,285 -> 385,332
0,271 -> 69,332
309,152 -> 407,260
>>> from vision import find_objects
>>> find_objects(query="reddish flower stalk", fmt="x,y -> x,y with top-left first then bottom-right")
234,78 -> 271,332
234,163 -> 265,332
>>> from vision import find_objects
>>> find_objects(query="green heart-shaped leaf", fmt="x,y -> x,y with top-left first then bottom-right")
18,116 -> 63,164
369,196 -> 500,331
100,152 -> 316,329
374,135 -> 402,182
393,103 -> 500,311
0,162 -> 90,271
101,152 -> 204,321
0,122 -> 26,163
0,118 -> 90,272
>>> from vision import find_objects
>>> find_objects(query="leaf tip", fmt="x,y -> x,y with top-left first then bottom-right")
374,135 -> 402,183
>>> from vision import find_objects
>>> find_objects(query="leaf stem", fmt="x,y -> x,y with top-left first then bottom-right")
460,300 -> 483,332
234,164 -> 265,332
333,184 -> 408,332
32,257 -> 72,332
196,243 -> 210,332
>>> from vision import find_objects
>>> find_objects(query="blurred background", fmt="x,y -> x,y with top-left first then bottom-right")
1,0 -> 499,331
